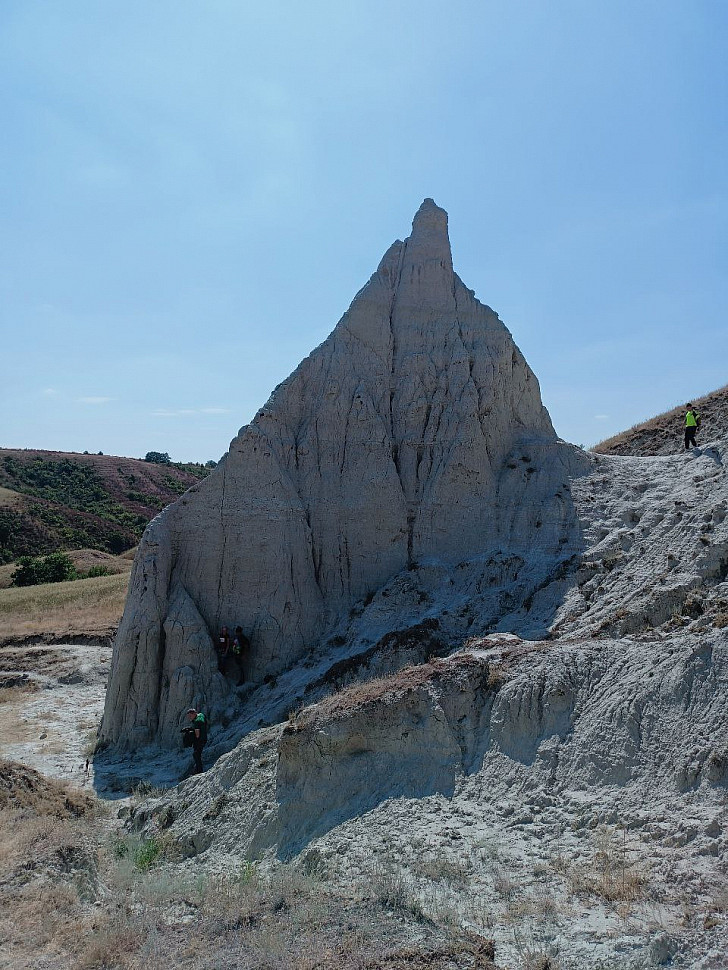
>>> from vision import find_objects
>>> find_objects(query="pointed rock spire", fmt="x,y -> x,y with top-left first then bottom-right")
410,198 -> 451,252
101,202 -> 570,752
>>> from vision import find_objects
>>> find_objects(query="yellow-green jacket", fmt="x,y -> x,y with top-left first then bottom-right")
685,410 -> 699,428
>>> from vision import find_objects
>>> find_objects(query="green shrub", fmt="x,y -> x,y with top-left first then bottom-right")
162,476 -> 187,495
107,533 -> 128,554
112,837 -> 129,859
86,565 -> 112,578
11,552 -> 78,586
133,837 -> 162,871
144,451 -> 171,464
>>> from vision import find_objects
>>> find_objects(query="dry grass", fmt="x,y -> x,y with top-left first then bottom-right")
0,760 -> 95,816
0,758 -> 498,970
592,383 -> 728,455
0,570 -> 129,643
70,548 -> 134,575
411,852 -> 470,886
0,484 -> 23,507
0,761 -> 102,968
0,561 -> 17,589
301,653 -> 488,726
552,826 -> 648,908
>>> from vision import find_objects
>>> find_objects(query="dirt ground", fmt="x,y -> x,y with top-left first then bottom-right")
0,642 -> 110,786
0,643 -> 502,970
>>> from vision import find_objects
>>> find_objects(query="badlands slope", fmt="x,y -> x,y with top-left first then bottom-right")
101,202 -> 727,968
129,442 -> 728,969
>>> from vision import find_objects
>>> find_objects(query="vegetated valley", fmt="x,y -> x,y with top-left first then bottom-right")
0,448 -> 211,562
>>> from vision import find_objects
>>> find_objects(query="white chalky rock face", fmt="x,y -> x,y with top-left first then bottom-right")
103,199 -> 580,749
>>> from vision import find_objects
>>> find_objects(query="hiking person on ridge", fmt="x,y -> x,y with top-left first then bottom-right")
183,707 -> 208,774
684,404 -> 700,450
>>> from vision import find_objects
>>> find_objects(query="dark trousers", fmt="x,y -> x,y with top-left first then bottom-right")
192,741 -> 205,774
685,427 -> 697,449
229,655 -> 245,685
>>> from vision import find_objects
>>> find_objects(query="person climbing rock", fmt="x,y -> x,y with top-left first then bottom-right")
684,404 -> 701,450
230,626 -> 250,686
182,707 -> 208,774
215,625 -> 230,674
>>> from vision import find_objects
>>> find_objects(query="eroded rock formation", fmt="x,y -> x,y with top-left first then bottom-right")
102,199 -> 586,749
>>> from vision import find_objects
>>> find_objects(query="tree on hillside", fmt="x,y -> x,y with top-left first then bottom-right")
11,552 -> 77,587
144,451 -> 172,464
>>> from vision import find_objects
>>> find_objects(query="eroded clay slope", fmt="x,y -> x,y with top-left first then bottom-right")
135,636 -> 727,861
103,200 -> 586,749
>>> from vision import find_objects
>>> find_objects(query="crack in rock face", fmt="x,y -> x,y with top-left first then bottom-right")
102,200 -> 588,749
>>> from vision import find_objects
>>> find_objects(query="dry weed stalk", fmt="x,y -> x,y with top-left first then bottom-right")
555,824 -> 648,908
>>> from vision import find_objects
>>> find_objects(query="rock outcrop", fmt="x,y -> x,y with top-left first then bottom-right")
134,631 -> 728,864
102,199 -> 586,749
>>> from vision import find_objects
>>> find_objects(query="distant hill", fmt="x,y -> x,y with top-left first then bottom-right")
0,449 -> 211,563
593,384 -> 728,456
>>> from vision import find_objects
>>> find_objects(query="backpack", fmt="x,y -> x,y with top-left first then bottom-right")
194,712 -> 208,744
232,634 -> 249,656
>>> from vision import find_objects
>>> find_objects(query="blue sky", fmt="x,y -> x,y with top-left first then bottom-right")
1,1 -> 726,462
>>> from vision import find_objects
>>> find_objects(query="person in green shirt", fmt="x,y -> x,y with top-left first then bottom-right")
684,404 -> 700,450
184,707 -> 208,774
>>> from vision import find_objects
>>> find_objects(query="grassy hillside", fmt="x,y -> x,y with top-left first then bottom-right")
0,449 -> 211,563
594,384 -> 728,456
0,569 -> 130,644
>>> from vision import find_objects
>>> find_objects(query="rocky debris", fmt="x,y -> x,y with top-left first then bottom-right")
0,643 -> 110,785
552,445 -> 728,639
139,634 -> 727,859
103,199 -> 587,750
132,631 -> 727,967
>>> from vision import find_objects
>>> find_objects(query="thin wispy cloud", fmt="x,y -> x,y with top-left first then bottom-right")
594,414 -> 610,420
42,387 -> 57,396
79,396 -> 113,405
152,407 -> 231,418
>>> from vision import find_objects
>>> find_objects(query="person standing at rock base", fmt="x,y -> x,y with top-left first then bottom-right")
215,625 -> 230,674
184,707 -> 208,774
231,626 -> 250,686
684,404 -> 700,449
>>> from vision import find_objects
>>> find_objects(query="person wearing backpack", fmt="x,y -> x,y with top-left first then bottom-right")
183,707 -> 208,774
684,404 -> 701,450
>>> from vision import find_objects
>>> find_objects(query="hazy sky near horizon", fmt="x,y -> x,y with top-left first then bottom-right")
1,1 -> 726,462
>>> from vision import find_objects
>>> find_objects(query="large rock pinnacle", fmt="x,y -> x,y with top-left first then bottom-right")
102,200 -> 579,750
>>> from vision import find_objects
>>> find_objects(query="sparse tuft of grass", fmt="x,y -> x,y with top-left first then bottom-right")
412,852 -> 470,885
554,825 -> 648,906
371,863 -> 425,919
133,836 -> 163,871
